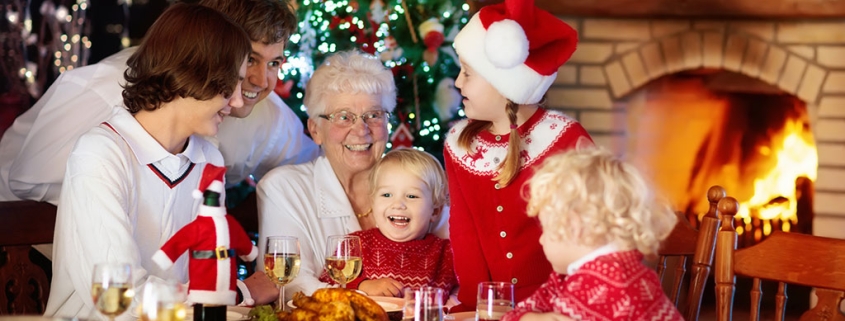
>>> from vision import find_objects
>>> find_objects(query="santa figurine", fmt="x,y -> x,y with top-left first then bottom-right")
152,164 -> 258,307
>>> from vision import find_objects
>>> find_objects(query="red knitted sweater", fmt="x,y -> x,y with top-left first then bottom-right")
319,229 -> 457,293
502,251 -> 683,321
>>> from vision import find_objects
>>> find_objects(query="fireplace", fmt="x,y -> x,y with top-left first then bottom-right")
624,69 -> 816,247
541,18 -> 845,242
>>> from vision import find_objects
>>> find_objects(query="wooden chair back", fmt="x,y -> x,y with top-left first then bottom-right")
0,200 -> 57,315
657,185 -> 724,321
715,197 -> 845,321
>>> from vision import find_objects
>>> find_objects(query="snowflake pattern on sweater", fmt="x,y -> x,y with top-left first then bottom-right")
319,229 -> 457,293
501,251 -> 683,321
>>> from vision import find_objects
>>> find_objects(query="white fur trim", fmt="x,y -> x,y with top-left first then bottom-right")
208,180 -> 224,194
454,14 -> 555,104
240,246 -> 258,262
188,290 -> 237,306
217,256 -> 230,298
152,250 -> 175,270
212,216 -> 230,246
235,280 -> 254,306
485,20 -> 528,69
198,205 -> 227,217
211,216 -> 232,296
192,190 -> 203,199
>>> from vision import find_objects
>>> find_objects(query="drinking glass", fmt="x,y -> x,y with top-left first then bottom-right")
324,235 -> 363,289
402,286 -> 444,321
138,278 -> 187,321
91,262 -> 134,321
265,236 -> 301,312
475,282 -> 514,321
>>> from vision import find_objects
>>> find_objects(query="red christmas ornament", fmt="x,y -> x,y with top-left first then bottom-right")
274,79 -> 294,99
423,32 -> 444,53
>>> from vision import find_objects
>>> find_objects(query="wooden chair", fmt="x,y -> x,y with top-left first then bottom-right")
657,185 -> 724,321
715,197 -> 845,321
0,200 -> 57,315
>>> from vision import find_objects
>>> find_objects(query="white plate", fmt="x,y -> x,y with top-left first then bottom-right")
287,295 -> 404,312
184,306 -> 250,321
445,311 -> 475,321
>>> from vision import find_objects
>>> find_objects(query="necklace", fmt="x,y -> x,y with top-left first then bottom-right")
356,208 -> 372,218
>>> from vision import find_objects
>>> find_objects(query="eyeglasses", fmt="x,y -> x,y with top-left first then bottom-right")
318,110 -> 391,127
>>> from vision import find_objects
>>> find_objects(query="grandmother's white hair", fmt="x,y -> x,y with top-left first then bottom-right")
526,147 -> 677,256
303,50 -> 397,118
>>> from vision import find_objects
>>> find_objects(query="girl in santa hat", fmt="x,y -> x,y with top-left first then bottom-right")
444,0 -> 594,312
502,148 -> 682,321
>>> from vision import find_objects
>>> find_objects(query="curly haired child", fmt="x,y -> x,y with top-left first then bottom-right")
502,148 -> 682,321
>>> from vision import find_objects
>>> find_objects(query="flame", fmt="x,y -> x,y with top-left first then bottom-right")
736,119 -> 817,233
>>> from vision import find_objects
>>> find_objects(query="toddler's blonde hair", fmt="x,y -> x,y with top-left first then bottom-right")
369,148 -> 449,211
526,147 -> 676,256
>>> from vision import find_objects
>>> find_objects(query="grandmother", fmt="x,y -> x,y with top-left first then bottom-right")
256,50 -> 448,300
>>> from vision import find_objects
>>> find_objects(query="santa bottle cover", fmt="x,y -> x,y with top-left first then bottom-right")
152,164 -> 258,317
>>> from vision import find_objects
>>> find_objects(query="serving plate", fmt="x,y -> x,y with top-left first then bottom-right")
287,295 -> 403,312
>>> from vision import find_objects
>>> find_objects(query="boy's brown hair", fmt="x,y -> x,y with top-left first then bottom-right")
122,3 -> 251,113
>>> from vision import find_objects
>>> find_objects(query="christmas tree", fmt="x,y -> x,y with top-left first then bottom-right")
276,0 -> 468,160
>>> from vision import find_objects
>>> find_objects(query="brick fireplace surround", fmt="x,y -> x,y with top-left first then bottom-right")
543,18 -> 845,239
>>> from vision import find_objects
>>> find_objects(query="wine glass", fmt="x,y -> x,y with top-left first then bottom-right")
91,262 -> 134,321
265,236 -> 301,312
476,282 -> 514,321
324,235 -> 363,289
138,278 -> 187,321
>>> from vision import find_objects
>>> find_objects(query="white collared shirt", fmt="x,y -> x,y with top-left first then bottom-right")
0,47 -> 319,205
45,107 -> 224,320
566,243 -> 622,275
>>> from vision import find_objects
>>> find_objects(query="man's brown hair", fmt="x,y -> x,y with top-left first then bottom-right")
122,3 -> 251,113
198,0 -> 297,44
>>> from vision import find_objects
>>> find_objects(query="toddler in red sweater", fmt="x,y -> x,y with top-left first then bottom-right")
502,148 -> 682,321
319,148 -> 457,298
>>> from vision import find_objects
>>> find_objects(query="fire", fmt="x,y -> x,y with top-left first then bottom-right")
735,119 -> 817,236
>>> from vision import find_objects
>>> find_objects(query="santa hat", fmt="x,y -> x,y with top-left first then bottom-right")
453,0 -> 578,105
193,164 -> 226,201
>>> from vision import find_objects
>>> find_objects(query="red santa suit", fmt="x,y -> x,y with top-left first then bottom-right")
152,164 -> 258,305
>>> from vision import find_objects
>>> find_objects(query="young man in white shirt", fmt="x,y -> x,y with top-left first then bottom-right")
1,0 -> 309,307
0,0 -> 318,205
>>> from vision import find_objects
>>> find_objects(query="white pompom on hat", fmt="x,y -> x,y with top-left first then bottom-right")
453,0 -> 578,104
193,164 -> 226,200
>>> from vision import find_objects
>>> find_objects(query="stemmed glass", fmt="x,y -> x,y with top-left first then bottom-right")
264,236 -> 301,312
91,262 -> 134,321
324,235 -> 363,289
476,282 -> 514,321
138,278 -> 187,321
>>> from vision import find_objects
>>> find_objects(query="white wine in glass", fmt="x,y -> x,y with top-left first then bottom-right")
324,235 -> 363,288
91,263 -> 134,321
264,236 -> 301,312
